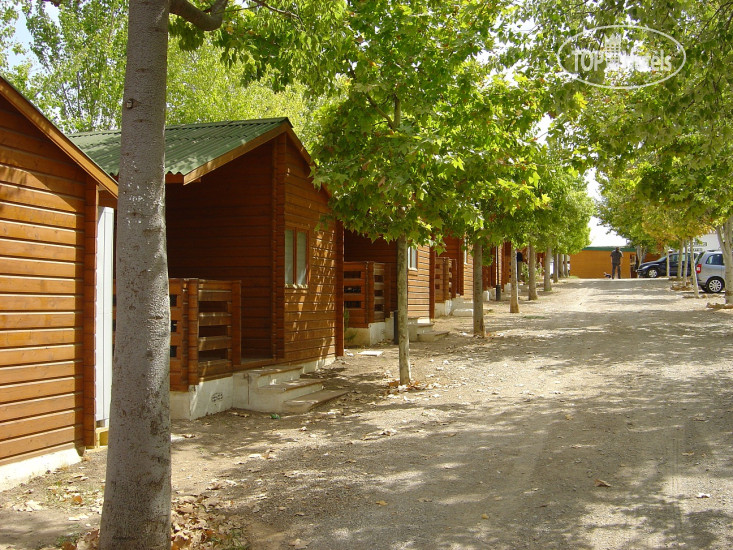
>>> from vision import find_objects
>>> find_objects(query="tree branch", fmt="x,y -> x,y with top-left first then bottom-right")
169,0 -> 229,31
246,0 -> 302,23
347,68 -> 396,130
365,92 -> 396,130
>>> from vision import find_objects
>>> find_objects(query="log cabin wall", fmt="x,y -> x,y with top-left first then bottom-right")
440,237 -> 463,295
343,231 -> 398,312
166,143 -> 274,361
343,231 -> 433,319
483,246 -> 502,289
277,134 -> 339,364
463,245 -> 474,298
502,242 -> 512,286
407,244 -> 432,319
439,237 -> 473,298
0,94 -> 95,465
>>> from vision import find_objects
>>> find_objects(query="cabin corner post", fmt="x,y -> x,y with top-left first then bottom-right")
187,279 -> 200,385
335,220 -> 345,356
429,248 -> 435,319
231,280 -> 242,367
272,134 -> 286,361
366,261 -> 375,325
82,180 -> 99,449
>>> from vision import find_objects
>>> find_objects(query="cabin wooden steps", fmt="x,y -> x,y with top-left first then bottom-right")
417,330 -> 449,342
242,366 -> 347,414
283,389 -> 350,414
408,319 -> 449,342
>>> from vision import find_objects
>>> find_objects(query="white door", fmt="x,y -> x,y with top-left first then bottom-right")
95,207 -> 114,425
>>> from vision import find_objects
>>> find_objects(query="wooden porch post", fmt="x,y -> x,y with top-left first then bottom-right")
82,181 -> 99,449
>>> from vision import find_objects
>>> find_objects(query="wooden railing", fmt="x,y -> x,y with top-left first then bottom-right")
434,257 -> 455,303
118,278 -> 241,392
343,261 -> 391,328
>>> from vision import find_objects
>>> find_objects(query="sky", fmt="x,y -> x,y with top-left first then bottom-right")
585,170 -> 627,247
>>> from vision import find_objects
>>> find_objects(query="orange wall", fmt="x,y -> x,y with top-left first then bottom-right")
570,248 -> 636,279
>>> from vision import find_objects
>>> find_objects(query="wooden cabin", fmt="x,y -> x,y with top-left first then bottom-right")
483,244 -> 504,291
344,231 -> 437,344
435,237 -> 474,316
0,77 -> 118,489
72,119 -> 344,418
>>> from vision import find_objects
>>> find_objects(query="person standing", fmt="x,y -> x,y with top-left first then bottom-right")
610,247 -> 623,279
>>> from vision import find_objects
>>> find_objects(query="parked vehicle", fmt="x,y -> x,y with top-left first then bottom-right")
696,250 -> 726,293
637,252 -> 694,278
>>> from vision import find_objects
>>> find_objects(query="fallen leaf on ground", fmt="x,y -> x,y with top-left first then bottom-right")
594,479 -> 611,488
697,493 -> 711,499
12,500 -> 43,512
289,539 -> 309,549
375,500 -> 388,506
481,513 -> 489,519
417,498 -> 433,502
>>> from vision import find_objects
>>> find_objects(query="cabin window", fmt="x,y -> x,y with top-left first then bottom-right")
407,246 -> 418,270
285,228 -> 309,287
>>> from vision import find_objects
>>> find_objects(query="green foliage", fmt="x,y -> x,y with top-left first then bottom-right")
171,1 -> 348,96
0,1 -> 22,69
5,2 -> 327,140
18,0 -> 127,132
515,0 -> 733,251
312,0 -> 531,247
166,40 -> 322,148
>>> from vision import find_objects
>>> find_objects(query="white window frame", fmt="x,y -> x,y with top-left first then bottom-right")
407,246 -> 418,270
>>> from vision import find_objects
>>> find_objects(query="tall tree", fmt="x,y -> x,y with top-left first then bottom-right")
98,1 -> 347,547
101,0 -> 172,545
515,0 -> 733,301
313,1 -> 507,384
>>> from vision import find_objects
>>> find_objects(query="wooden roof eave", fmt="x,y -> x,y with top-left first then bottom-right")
180,124 -> 290,185
176,122 -> 332,198
0,77 -> 119,200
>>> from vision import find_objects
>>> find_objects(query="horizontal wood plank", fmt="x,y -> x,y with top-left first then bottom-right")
0,392 -> 78,423
0,361 -> 79,385
0,408 -> 81,442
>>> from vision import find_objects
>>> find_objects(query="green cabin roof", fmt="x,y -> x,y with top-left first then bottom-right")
70,117 -> 291,180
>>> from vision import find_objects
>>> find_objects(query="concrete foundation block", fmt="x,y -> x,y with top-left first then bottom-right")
0,447 -> 82,491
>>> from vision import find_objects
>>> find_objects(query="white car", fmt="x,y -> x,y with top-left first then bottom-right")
696,250 -> 726,293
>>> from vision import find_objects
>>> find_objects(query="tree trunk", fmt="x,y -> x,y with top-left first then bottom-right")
528,244 -> 538,300
472,242 -> 484,337
563,254 -> 569,277
510,244 -> 519,313
666,249 -> 670,278
677,242 -> 683,280
553,252 -> 560,283
396,236 -> 411,385
100,1 -> 171,548
681,241 -> 689,286
544,246 -> 552,291
690,238 -> 700,298
717,215 -> 733,305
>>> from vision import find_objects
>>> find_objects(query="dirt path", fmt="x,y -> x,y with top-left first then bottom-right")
2,278 -> 732,549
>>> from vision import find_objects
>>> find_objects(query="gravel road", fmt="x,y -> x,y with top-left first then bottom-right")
2,278 -> 732,550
